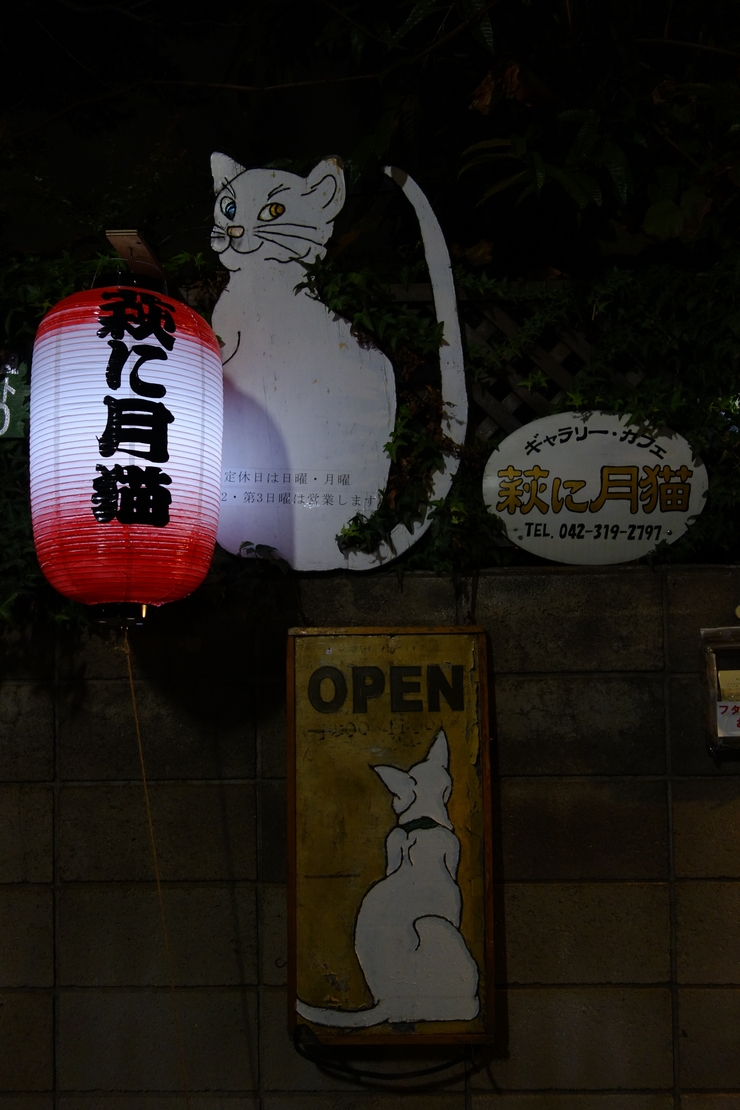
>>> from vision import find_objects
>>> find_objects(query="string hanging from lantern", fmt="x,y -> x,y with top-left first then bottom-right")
123,630 -> 191,1108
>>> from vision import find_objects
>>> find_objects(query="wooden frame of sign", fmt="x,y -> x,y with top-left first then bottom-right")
287,626 -> 494,1045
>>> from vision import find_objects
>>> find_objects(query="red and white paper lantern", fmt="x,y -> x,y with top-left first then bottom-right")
30,286 -> 223,606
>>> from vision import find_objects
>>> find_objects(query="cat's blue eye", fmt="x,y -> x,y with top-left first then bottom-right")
220,196 -> 237,220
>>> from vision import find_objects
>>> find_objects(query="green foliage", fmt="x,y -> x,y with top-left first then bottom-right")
460,82 -> 737,249
0,253 -> 121,359
457,19 -> 740,270
456,257 -> 740,563
0,437 -> 41,622
560,260 -> 740,562
403,444 -> 514,576
297,255 -> 456,557
297,258 -> 443,354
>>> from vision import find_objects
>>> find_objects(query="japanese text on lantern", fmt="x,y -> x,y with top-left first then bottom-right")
91,290 -> 176,528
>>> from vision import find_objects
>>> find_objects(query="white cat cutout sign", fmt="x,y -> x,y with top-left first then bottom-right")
210,154 -> 467,571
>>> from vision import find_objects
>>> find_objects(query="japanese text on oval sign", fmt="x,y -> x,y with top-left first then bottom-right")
91,290 -> 176,528
497,464 -> 692,517
481,411 -> 707,566
524,424 -> 667,457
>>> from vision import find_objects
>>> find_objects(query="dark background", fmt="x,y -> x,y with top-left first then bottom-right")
3,0 -> 739,272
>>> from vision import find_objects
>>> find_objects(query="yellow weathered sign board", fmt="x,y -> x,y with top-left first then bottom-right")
288,627 -> 493,1044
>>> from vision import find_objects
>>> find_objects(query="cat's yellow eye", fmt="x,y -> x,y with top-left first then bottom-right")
257,202 -> 286,222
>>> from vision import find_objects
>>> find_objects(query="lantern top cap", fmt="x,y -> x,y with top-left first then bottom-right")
106,230 -> 166,282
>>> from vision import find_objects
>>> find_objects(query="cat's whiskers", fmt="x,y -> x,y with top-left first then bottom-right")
258,241 -> 313,263
253,228 -> 325,248
253,236 -> 311,259
261,221 -> 319,232
211,227 -> 229,254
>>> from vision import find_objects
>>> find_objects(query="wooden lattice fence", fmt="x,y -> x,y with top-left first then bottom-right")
391,282 -> 643,442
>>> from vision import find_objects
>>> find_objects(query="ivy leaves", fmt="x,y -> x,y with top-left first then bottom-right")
460,110 -> 634,212
462,41 -> 740,263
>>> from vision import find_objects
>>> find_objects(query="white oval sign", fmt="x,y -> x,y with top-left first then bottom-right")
482,411 -> 707,565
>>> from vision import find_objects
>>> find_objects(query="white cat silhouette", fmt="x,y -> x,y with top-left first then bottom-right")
296,729 -> 480,1028
210,155 -> 467,571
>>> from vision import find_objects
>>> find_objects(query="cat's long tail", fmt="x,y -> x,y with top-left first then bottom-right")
296,998 -> 388,1029
346,166 -> 467,571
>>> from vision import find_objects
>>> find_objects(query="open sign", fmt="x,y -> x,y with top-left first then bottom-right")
288,627 -> 494,1045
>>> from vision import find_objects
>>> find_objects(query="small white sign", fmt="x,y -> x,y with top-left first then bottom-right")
482,411 -> 707,565
717,702 -> 740,737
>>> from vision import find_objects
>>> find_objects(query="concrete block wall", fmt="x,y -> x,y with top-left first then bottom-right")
1,565 -> 740,1107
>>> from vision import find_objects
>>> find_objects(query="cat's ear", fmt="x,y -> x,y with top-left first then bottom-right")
211,152 -> 246,194
303,157 -> 346,222
374,765 -> 416,814
426,730 -> 449,769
